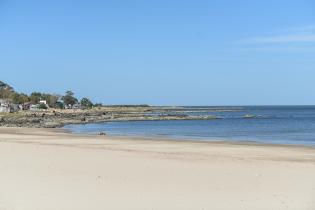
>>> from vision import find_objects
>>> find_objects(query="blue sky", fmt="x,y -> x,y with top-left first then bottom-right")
0,0 -> 314,105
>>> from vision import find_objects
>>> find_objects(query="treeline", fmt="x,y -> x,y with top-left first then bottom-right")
0,81 -> 97,109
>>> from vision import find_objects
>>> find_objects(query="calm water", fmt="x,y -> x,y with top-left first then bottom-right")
64,106 -> 315,146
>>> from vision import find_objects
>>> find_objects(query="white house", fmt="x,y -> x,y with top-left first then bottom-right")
0,105 -> 10,113
39,100 -> 47,105
0,99 -> 10,113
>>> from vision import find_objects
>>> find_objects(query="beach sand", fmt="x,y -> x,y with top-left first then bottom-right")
0,127 -> 314,210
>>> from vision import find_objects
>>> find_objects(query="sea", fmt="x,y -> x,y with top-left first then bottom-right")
64,106 -> 315,146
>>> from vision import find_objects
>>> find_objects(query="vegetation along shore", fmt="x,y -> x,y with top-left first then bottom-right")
0,80 -> 234,128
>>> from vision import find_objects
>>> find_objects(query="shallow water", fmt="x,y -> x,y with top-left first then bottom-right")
64,106 -> 315,146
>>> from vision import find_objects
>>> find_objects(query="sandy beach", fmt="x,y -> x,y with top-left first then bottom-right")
0,127 -> 314,210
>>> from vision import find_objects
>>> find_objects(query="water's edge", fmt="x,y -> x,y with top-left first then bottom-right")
64,106 -> 315,147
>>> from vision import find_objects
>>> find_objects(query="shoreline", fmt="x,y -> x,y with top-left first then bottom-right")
0,124 -> 315,149
71,132 -> 315,149
63,126 -> 315,149
0,106 -> 223,128
2,126 -> 315,160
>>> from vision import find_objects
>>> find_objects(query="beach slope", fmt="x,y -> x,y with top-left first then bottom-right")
0,127 -> 314,210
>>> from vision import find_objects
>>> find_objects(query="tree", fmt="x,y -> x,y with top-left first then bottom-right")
41,93 -> 60,108
19,93 -> 29,103
50,94 -> 60,107
94,103 -> 103,107
0,81 -> 13,91
62,90 -> 78,106
38,103 -> 48,109
0,81 -> 14,99
80,98 -> 93,109
30,92 -> 42,104
12,93 -> 29,104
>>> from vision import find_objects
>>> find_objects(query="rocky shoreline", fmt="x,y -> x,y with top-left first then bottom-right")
0,106 -> 240,128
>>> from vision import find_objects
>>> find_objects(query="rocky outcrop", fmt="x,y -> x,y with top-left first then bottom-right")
0,106 -> 224,128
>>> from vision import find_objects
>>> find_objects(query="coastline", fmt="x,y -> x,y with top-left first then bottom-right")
0,106 -> 222,128
63,126 -> 315,148
0,127 -> 314,210
6,125 -> 315,149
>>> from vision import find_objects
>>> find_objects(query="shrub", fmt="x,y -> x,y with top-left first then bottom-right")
39,103 -> 48,110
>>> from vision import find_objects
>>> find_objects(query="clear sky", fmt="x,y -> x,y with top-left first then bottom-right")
0,0 -> 314,105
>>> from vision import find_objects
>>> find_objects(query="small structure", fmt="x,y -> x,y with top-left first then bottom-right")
0,99 -> 19,113
39,100 -> 47,105
55,100 -> 64,109
30,104 -> 40,111
22,102 -> 32,110
30,103 -> 49,111
0,99 -> 11,113
72,103 -> 81,109
65,103 -> 81,109
39,100 -> 49,108
0,104 -> 10,113
10,104 -> 20,112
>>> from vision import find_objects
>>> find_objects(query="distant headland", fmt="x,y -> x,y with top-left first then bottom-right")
0,80 -> 229,128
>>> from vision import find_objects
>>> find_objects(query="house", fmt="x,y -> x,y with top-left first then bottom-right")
22,102 -> 32,110
10,104 -> 20,112
65,103 -> 81,109
0,99 -> 20,113
30,103 -> 49,111
0,104 -> 10,113
72,103 -> 81,109
0,99 -> 10,113
39,100 -> 49,108
65,104 -> 72,109
39,100 -> 47,105
30,104 -> 40,111
55,100 -> 64,109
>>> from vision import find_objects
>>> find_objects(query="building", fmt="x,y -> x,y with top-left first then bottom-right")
30,104 -> 39,111
0,105 -> 10,113
72,103 -> 81,109
39,100 -> 47,105
0,99 -> 10,113
0,99 -> 22,113
22,102 -> 32,110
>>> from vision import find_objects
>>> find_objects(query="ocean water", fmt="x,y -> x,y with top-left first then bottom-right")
64,106 -> 315,146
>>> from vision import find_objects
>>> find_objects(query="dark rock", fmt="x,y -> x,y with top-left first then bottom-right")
98,132 -> 106,135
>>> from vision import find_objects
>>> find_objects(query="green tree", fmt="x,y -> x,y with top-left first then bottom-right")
94,103 -> 103,107
0,81 -> 13,91
19,93 -> 30,103
49,94 -> 60,108
41,93 -> 60,108
30,92 -> 42,104
12,93 -> 29,104
38,103 -> 48,109
0,81 -> 14,99
80,98 -> 93,109
62,90 -> 78,106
